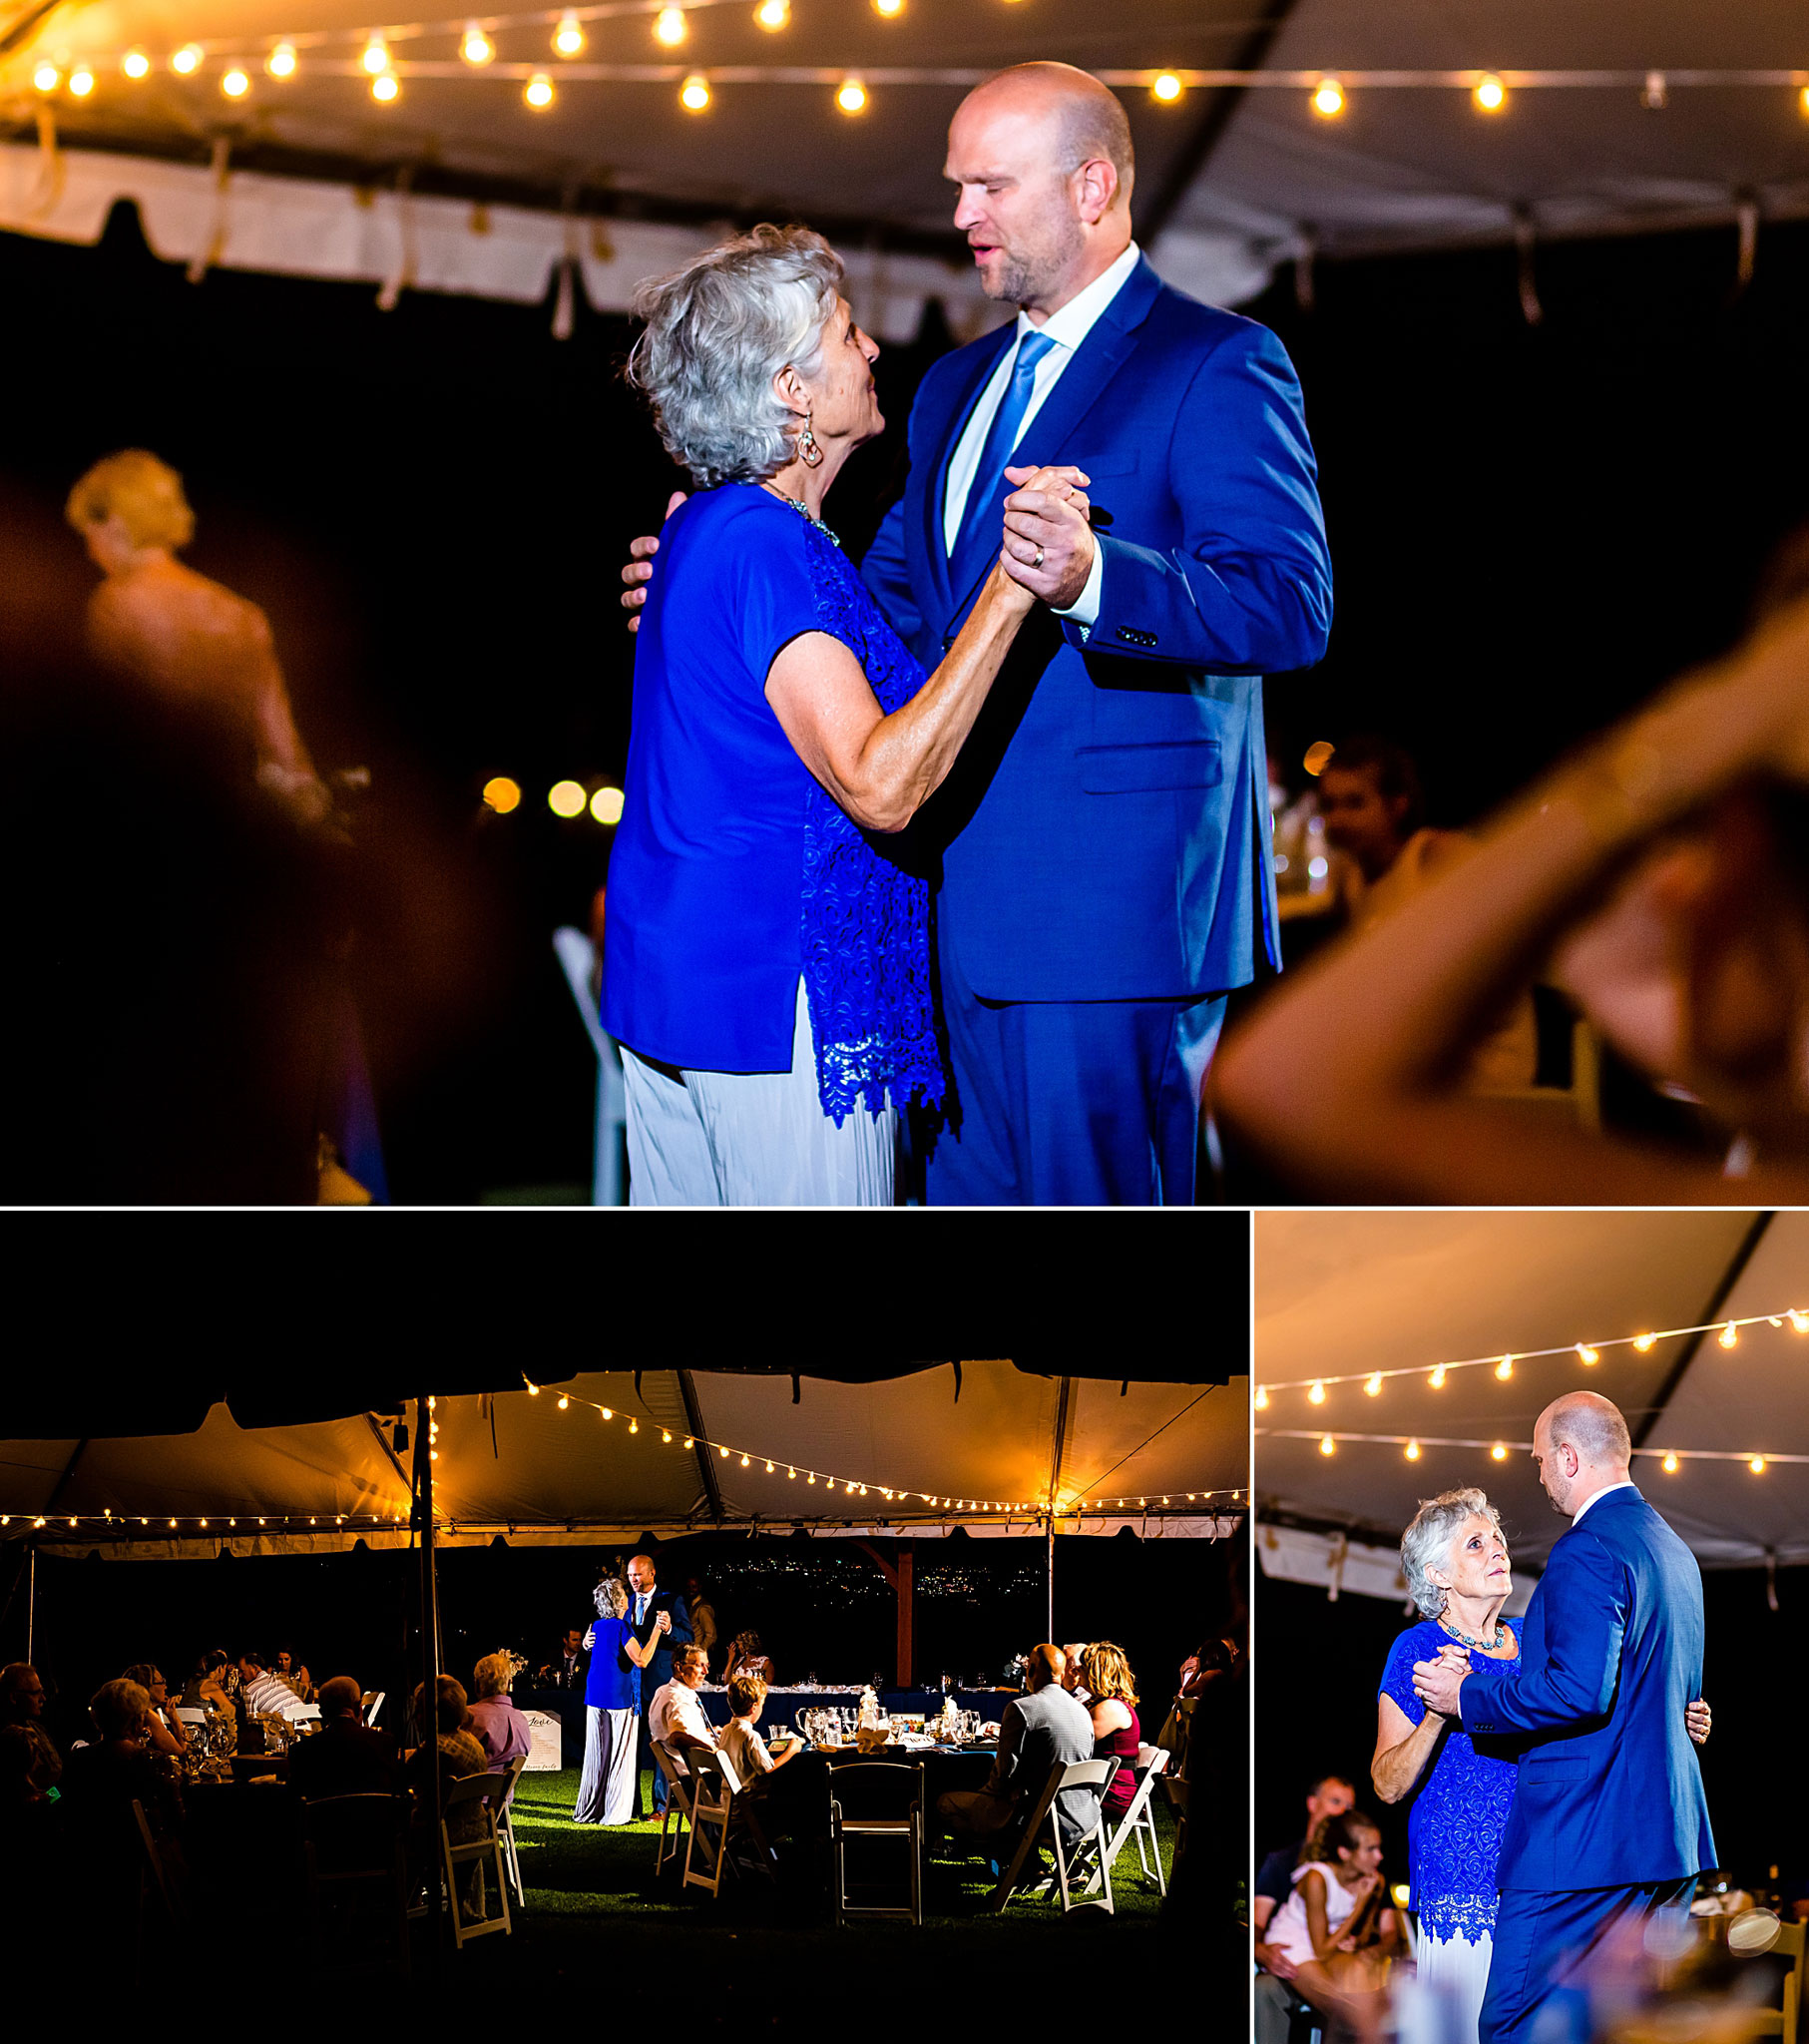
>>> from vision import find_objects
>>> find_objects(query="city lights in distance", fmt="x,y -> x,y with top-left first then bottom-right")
1474,74 -> 1506,112
462,24 -> 495,64
123,49 -> 151,79
754,0 -> 788,25
363,37 -> 390,74
483,776 -> 522,813
654,7 -> 687,46
172,44 -> 203,74
836,76 -> 867,113
1151,72 -> 1182,104
679,73 -> 710,111
525,72 -> 554,106
267,43 -> 296,77
555,13 -> 586,56
590,784 -> 626,823
69,66 -> 95,96
222,67 -> 250,98
1311,78 -> 1343,117
32,61 -> 58,92
548,779 -> 587,816
371,71 -> 399,100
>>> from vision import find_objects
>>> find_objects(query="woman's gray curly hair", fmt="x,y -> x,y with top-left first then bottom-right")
627,224 -> 845,489
594,1576 -> 628,1620
1400,1487 -> 1506,1618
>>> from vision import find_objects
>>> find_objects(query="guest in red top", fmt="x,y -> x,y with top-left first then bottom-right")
1081,1643 -> 1141,1826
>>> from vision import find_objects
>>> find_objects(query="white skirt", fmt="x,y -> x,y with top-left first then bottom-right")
1402,1925 -> 1494,2044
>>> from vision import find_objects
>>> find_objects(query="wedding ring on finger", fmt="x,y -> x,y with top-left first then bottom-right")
1033,546 -> 1046,570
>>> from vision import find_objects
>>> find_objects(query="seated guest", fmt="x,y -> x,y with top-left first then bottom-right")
466,1653 -> 532,1785
1061,1644 -> 1093,1700
0,1662 -> 62,1793
1262,1807 -> 1401,2036
182,1648 -> 236,1716
238,1647 -> 306,1723
538,1627 -> 588,1691
935,1643 -> 1094,1859
288,1676 -> 397,1800
122,1663 -> 188,1761
62,1678 -> 183,1840
717,1674 -> 803,1790
404,1677 -> 489,1836
1254,1772 -> 1357,2044
272,1646 -> 313,1701
1079,1643 -> 1140,1829
647,1645 -> 717,1783
721,1630 -> 775,1687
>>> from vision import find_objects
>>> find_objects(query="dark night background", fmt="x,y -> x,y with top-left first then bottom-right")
1254,1568 -> 1809,1904
3,199 -> 1806,1199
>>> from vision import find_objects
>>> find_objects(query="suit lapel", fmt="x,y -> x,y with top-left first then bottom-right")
1008,256 -> 1162,479
923,320 -> 1017,615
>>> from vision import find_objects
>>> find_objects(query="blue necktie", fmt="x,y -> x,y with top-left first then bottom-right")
948,328 -> 1058,607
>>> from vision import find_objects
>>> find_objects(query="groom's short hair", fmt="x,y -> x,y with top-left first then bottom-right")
1547,1393 -> 1631,1468
981,64 -> 1133,187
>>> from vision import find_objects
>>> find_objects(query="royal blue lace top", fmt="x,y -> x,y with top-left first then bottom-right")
1378,1619 -> 1522,1944
604,482 -> 943,1124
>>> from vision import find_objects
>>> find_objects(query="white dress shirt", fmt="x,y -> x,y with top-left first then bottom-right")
241,1669 -> 306,1721
941,240 -> 1142,631
1570,1479 -> 1638,1528
648,1680 -> 714,1753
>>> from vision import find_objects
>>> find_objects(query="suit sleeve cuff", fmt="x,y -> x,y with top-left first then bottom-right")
1053,538 -> 1105,635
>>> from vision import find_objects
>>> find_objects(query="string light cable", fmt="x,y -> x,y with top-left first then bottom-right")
1257,1429 -> 1800,1476
1254,1306 -> 1809,1410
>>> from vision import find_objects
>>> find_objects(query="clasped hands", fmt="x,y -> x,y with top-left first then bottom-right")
1411,1642 -> 1473,1718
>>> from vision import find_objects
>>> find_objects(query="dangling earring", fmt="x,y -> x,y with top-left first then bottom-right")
798,413 -> 823,469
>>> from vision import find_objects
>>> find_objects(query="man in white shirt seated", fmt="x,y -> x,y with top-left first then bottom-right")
647,1645 -> 716,1784
238,1647 -> 307,1722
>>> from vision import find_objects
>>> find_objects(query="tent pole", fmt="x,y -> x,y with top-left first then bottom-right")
26,1538 -> 35,1664
1046,1515 -> 1054,1641
414,1394 -> 444,1962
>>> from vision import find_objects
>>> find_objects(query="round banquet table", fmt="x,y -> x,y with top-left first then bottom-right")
697,1687 -> 1013,1728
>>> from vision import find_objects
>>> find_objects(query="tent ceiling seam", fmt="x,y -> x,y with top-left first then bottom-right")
676,1369 -> 723,1523
1630,1211 -> 1774,1451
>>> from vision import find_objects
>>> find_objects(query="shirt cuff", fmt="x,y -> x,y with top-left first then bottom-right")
1053,537 -> 1105,634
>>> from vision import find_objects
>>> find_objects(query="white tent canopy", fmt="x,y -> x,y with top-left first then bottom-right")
4,1360 -> 1247,1559
1255,1209 -> 1809,1591
6,0 -> 1795,320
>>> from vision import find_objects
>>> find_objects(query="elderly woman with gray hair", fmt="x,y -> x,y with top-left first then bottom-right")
1373,1488 -> 1710,2044
603,224 -> 1084,1205
575,1575 -> 654,1824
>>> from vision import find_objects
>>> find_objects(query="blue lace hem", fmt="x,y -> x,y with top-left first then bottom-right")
1417,1892 -> 1499,1944
794,515 -> 945,1127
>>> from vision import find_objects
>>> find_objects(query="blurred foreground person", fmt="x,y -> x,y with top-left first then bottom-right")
1262,1808 -> 1401,2040
67,450 -> 330,826
1214,589 -> 1809,1200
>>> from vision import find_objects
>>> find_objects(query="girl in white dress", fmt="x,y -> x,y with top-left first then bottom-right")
1265,1809 -> 1401,2037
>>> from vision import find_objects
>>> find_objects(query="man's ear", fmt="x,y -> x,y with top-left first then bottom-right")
1073,156 -> 1120,227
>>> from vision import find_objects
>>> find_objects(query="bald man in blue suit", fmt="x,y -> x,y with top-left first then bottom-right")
624,63 -> 1330,1203
1414,1392 -> 1716,2044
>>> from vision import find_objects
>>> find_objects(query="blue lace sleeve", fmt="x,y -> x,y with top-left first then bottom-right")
1380,1626 -> 1431,1725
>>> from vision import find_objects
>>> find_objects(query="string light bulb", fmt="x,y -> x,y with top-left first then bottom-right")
629,1419 -> 639,1433
267,43 -> 296,77
1718,1321 -> 1738,1349
172,45 -> 203,75
1405,1439 -> 1422,1461
1634,1332 -> 1656,1351
1319,1434 -> 1335,1456
654,7 -> 687,45
1799,85 -> 1809,119
1151,72 -> 1182,103
371,71 -> 399,100
1495,1355 -> 1514,1380
1491,1442 -> 1508,1461
525,72 -> 555,107
1365,1372 -> 1382,1397
1311,78 -> 1344,118
555,12 -> 586,55
557,1393 -> 569,1409
69,66 -> 95,97
754,0 -> 788,25
1577,1344 -> 1599,1364
124,50 -> 151,79
1308,1381 -> 1326,1405
32,61 -> 59,92
220,67 -> 250,98
662,1430 -> 673,1442
874,0 -> 904,14
1662,1452 -> 1679,1473
717,1444 -> 729,1458
1254,1385 -> 1269,1409
836,76 -> 867,114
1750,1455 -> 1767,1474
679,73 -> 710,111
1474,74 -> 1506,112
362,36 -> 390,74
1791,1310 -> 1809,1333
1429,1365 -> 1447,1389
462,24 -> 495,65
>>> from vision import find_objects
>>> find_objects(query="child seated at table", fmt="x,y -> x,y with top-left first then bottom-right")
717,1675 -> 801,1789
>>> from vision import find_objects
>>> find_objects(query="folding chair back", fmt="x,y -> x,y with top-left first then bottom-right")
441,1772 -> 512,1949
683,1748 -> 740,1899
652,1741 -> 695,1875
497,1755 -> 530,1905
299,1791 -> 410,1977
988,1757 -> 1118,1915
292,1702 -> 322,1724
830,1760 -> 923,1927
362,1690 -> 386,1728
1088,1745 -> 1170,1897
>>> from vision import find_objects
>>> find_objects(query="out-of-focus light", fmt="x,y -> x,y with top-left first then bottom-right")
1641,70 -> 1666,111
678,73 -> 709,111
267,43 -> 296,77
221,66 -> 249,98
483,775 -> 522,813
1308,1380 -> 1325,1405
362,36 -> 390,73
123,49 -> 151,79
1307,855 -> 1329,879
1429,1365 -> 1447,1388
1750,1455 -> 1767,1475
525,72 -> 554,106
1474,74 -> 1506,112
1495,1355 -> 1514,1380
1311,78 -> 1343,118
1365,1372 -> 1382,1397
1392,1883 -> 1411,1907
1718,1320 -> 1738,1349
1491,1442 -> 1508,1461
172,44 -> 204,75
591,784 -> 626,823
1577,1344 -> 1599,1364
371,70 -> 399,100
32,61 -> 59,92
836,75 -> 867,113
1302,740 -> 1335,775
548,779 -> 587,816
1405,1439 -> 1421,1461
1634,1331 -> 1656,1351
462,24 -> 495,64
754,0 -> 788,25
555,13 -> 586,56
873,0 -> 904,15
1662,1452 -> 1679,1473
654,7 -> 686,45
1319,1434 -> 1335,1456
1254,1385 -> 1268,1410
1151,72 -> 1182,104
68,66 -> 95,96
1790,1309 -> 1809,1333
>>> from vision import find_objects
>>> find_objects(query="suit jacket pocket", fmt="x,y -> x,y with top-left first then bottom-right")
1521,1754 -> 1590,1784
1079,740 -> 1223,793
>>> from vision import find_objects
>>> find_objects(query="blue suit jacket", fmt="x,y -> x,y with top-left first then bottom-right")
623,1591 -> 692,1708
1460,1488 -> 1715,1891
861,256 -> 1331,1002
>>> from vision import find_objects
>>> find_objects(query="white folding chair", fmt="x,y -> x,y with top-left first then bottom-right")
989,1758 -> 1118,1916
171,1706 -> 207,1729
553,924 -> 628,1206
682,1748 -> 742,1899
440,1773 -> 512,1949
292,1702 -> 322,1725
651,1740 -> 695,1876
362,1690 -> 386,1729
496,1755 -> 529,1905
299,1790 -> 410,1978
1086,1745 -> 1169,1896
830,1759 -> 923,1927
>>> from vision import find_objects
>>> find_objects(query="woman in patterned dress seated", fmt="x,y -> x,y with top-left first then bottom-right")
1374,1488 -> 1712,2044
605,225 -> 1085,1206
